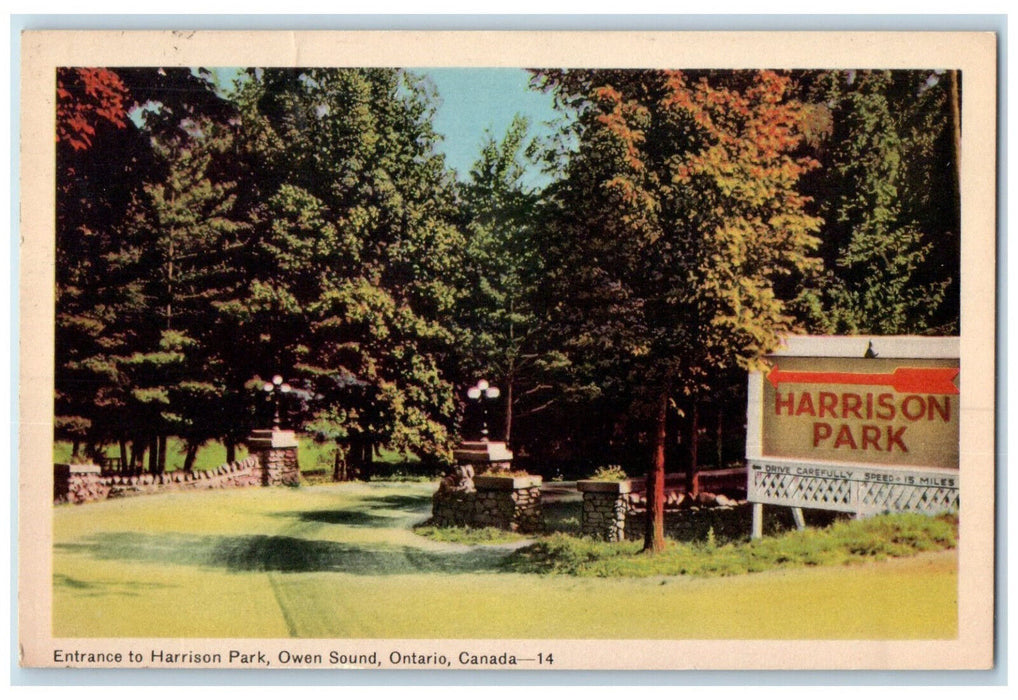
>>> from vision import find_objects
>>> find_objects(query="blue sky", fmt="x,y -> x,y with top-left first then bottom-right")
203,67 -> 562,188
419,68 -> 561,188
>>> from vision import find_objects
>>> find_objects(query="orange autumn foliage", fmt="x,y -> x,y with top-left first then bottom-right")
56,68 -> 130,151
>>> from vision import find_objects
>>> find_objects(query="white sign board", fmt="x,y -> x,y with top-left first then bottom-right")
746,336 -> 960,520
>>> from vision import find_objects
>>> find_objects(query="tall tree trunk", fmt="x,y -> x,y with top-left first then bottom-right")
687,401 -> 700,496
504,376 -> 514,447
716,406 -> 724,469
948,69 -> 962,196
158,435 -> 167,473
183,442 -> 199,472
362,441 -> 374,480
506,309 -> 515,446
226,440 -> 236,464
130,439 -> 144,471
148,436 -> 159,474
166,234 -> 174,330
348,440 -> 368,480
332,445 -> 348,482
71,440 -> 81,461
643,390 -> 668,553
119,440 -> 128,474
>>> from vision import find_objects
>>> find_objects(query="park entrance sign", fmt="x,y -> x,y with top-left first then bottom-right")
746,336 -> 960,537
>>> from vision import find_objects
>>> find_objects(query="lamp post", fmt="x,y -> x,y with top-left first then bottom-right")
262,375 -> 292,430
466,379 -> 501,442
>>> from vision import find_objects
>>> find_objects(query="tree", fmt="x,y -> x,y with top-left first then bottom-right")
55,67 -> 148,462
55,66 -> 469,473
56,68 -> 129,151
457,115 -> 563,446
796,70 -> 959,335
55,67 -> 241,467
214,68 -> 466,475
537,70 -> 822,551
123,117 -> 251,470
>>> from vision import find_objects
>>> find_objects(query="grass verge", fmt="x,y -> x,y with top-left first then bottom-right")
503,512 -> 958,578
414,524 -> 529,545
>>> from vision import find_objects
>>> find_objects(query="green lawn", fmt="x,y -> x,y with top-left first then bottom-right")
54,438 -> 249,472
53,481 -> 957,639
53,438 -> 424,477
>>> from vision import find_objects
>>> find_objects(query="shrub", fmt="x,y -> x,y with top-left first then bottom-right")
588,465 -> 628,481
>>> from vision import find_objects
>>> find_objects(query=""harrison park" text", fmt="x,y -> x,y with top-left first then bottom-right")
774,391 -> 952,453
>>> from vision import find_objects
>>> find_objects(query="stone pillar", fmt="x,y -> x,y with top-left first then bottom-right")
247,429 -> 300,486
432,464 -> 477,526
452,440 -> 514,474
432,491 -> 477,526
473,475 -> 543,533
54,463 -> 110,504
577,479 -> 632,541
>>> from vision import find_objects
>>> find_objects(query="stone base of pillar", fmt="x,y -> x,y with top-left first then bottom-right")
54,463 -> 109,504
473,474 -> 543,533
578,479 -> 632,541
247,429 -> 300,486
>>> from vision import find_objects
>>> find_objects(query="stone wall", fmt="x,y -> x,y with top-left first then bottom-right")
431,464 -> 476,526
105,458 -> 263,498
579,473 -> 746,541
247,429 -> 301,486
474,475 -> 543,533
577,480 -> 631,541
432,490 -> 476,526
431,472 -> 543,533
54,463 -> 109,504
622,498 -> 748,542
54,430 -> 302,504
55,457 -> 263,504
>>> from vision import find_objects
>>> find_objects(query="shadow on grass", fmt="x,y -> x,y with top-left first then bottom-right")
282,509 -> 401,527
361,493 -> 433,510
53,573 -> 175,597
277,491 -> 434,528
56,532 -> 509,576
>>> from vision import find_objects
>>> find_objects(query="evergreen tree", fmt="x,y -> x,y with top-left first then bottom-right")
217,68 -> 466,473
55,67 -> 151,463
55,67 -> 240,467
797,70 -> 959,334
458,115 -> 563,446
123,117 -> 251,470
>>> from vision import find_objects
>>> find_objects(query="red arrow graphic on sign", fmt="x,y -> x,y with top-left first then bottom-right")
767,367 -> 959,395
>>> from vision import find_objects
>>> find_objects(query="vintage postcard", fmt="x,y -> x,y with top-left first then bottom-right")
17,30 -> 998,671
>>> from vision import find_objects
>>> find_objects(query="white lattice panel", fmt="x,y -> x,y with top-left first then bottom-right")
748,460 -> 959,516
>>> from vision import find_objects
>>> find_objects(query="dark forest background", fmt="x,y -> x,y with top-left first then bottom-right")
55,67 -> 960,482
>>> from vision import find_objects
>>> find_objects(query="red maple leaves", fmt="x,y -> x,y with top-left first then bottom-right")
56,68 -> 130,151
